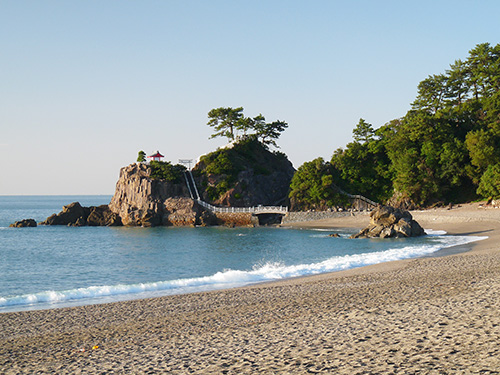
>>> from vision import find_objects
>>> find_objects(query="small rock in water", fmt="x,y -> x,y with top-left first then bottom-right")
9,219 -> 37,228
328,233 -> 341,238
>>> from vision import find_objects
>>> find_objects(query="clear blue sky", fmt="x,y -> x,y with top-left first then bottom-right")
1,0 -> 499,195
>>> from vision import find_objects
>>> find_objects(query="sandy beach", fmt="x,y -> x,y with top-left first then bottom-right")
1,203 -> 500,374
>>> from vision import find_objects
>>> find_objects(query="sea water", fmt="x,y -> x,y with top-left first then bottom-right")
0,196 -> 486,313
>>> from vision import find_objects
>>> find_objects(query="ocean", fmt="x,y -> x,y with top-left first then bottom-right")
0,196 -> 486,313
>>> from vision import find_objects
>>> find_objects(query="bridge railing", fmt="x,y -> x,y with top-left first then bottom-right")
338,188 -> 378,207
196,199 -> 288,214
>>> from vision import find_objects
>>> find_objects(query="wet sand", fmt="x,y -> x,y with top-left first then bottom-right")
1,203 -> 500,374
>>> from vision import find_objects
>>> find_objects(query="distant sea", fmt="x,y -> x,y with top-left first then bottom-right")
0,196 -> 486,313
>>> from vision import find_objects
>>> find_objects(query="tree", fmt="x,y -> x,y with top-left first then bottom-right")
352,118 -> 375,144
445,59 -> 469,106
412,74 -> 447,113
477,163 -> 500,199
325,43 -> 500,207
289,158 -> 344,210
207,107 -> 244,141
253,117 -> 288,148
331,119 -> 392,203
465,129 -> 500,171
207,107 -> 288,147
137,150 -> 146,163
467,43 -> 500,100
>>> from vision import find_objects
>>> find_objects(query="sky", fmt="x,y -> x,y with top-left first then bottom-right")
1,0 -> 499,195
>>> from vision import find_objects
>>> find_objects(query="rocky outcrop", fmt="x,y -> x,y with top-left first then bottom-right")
42,139 -> 295,228
350,206 -> 425,239
87,205 -> 123,226
194,138 -> 295,207
164,197 -> 217,226
208,168 -> 295,207
40,202 -> 121,227
108,163 -> 215,227
213,212 -> 259,227
9,219 -> 37,228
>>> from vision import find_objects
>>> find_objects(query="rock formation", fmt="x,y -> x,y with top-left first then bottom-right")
42,139 -> 294,228
40,202 -> 121,227
350,206 -> 425,239
9,219 -> 37,228
108,163 -> 215,227
194,138 -> 295,207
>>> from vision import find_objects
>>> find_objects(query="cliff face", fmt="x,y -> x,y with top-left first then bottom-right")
108,163 -> 212,226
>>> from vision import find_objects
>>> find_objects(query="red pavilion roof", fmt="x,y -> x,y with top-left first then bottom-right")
148,151 -> 164,158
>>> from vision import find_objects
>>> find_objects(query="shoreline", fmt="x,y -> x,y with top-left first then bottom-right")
1,214 -> 477,315
2,203 -> 500,373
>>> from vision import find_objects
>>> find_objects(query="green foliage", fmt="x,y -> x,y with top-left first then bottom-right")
137,150 -> 146,163
412,43 -> 500,113
303,43 -> 500,207
199,44 -> 500,207
253,117 -> 289,148
200,137 -> 277,176
331,128 -> 393,203
199,137 -> 290,202
149,161 -> 186,183
352,118 -> 376,144
207,107 -> 288,147
204,152 -> 235,176
207,107 -> 244,141
383,109 -> 478,205
478,163 -> 500,199
465,129 -> 500,170
378,43 -> 500,205
289,158 -> 346,210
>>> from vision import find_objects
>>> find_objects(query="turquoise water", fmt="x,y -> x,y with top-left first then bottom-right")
0,196 -> 486,313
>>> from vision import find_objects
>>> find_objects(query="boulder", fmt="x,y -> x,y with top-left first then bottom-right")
40,202 -> 90,226
9,218 -> 37,228
41,202 -> 122,227
350,206 -> 425,239
87,205 -> 122,226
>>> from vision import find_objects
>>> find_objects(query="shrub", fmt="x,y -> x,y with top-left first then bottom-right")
149,161 -> 186,183
137,150 -> 146,162
478,163 -> 500,199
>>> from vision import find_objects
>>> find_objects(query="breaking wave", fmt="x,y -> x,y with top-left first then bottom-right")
0,231 -> 485,311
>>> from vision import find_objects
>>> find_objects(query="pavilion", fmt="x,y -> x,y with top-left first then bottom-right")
147,151 -> 164,162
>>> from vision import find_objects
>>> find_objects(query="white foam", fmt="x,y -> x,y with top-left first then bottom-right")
0,233 -> 486,310
425,229 -> 447,235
